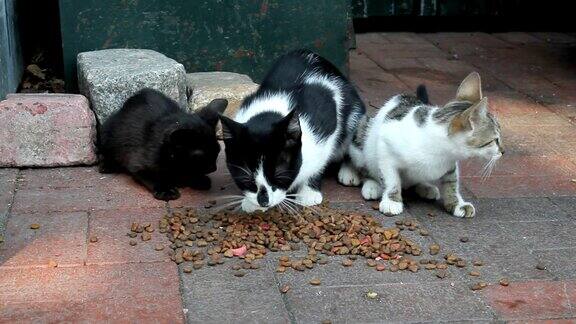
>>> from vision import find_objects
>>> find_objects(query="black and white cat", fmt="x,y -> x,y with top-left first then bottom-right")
219,49 -> 366,212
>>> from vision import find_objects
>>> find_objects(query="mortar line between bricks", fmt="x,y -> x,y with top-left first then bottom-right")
563,281 -> 574,313
84,210 -> 92,266
270,264 -> 298,324
1,169 -> 22,236
357,50 -> 414,90
166,200 -> 190,324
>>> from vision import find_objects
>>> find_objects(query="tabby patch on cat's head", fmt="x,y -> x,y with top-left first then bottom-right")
219,110 -> 302,211
440,72 -> 504,160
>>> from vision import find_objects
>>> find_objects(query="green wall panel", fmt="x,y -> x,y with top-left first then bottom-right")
59,0 -> 352,90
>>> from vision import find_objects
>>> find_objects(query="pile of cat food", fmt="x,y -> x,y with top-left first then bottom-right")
127,203 -> 503,291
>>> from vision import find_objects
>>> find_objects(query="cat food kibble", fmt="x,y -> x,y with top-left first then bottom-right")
280,284 -> 291,293
89,236 -> 98,243
309,278 -> 321,286
30,223 -> 41,230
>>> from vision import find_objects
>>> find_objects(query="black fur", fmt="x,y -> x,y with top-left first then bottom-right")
220,49 -> 365,207
99,88 -> 228,201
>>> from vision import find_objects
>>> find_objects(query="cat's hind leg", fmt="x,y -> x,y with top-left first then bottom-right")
294,175 -> 323,207
414,182 -> 441,200
378,164 -> 404,215
338,160 -> 361,187
361,178 -> 382,200
440,164 -> 475,218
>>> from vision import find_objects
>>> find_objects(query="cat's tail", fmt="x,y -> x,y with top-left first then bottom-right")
416,85 -> 430,105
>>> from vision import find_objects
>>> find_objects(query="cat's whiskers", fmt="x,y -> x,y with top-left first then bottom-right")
284,197 -> 322,215
211,199 -> 243,213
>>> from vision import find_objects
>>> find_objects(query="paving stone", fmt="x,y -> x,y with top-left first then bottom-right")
462,176 -> 576,199
532,248 -> 576,280
11,181 -> 165,214
0,211 -> 88,268
78,49 -> 187,124
18,167 -> 136,190
179,264 -> 290,323
87,208 -> 171,265
0,169 -> 18,234
482,280 -> 574,320
186,71 -> 258,113
273,254 -> 466,288
0,263 -> 184,322
498,220 -> 576,251
464,197 -> 571,223
530,33 -> 576,44
460,155 -> 576,179
549,197 -> 576,218
285,282 -> 494,323
0,94 -> 97,167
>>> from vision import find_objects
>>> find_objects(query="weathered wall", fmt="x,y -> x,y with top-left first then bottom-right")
59,0 -> 352,90
0,0 -> 23,100
351,0 -> 493,18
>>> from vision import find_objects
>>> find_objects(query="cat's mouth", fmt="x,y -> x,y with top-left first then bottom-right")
241,188 -> 287,213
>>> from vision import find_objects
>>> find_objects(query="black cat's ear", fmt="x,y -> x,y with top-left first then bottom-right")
278,110 -> 301,140
219,115 -> 244,140
198,98 -> 228,127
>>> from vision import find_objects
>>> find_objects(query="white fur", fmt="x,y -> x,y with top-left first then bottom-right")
353,95 -> 502,216
235,92 -> 294,123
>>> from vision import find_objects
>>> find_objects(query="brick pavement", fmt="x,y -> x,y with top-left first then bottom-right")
1,32 -> 575,323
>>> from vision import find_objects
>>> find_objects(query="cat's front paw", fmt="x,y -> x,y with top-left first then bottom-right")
338,165 -> 361,187
296,186 -> 323,206
153,187 -> 181,201
241,198 -> 265,213
361,180 -> 382,200
451,202 -> 475,218
379,199 -> 404,215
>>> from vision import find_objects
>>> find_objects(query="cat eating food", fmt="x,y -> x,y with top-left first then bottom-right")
99,88 -> 228,201
350,72 -> 503,217
219,49 -> 366,212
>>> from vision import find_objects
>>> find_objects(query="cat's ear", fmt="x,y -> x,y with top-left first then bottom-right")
219,115 -> 244,140
467,97 -> 489,126
198,98 -> 229,127
456,72 -> 482,102
449,97 -> 488,134
278,110 -> 301,140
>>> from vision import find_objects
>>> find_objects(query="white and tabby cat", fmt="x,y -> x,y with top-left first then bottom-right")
350,72 -> 503,217
220,49 -> 366,213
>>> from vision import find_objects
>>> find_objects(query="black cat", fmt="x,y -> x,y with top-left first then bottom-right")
98,88 -> 228,200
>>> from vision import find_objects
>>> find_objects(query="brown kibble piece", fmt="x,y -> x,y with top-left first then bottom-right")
471,282 -> 487,291
436,270 -> 447,279
469,271 -> 481,277
154,244 -> 165,251
309,278 -> 321,286
366,260 -> 377,267
224,250 -> 234,258
280,284 -> 290,293
141,232 -> 151,241
429,244 -> 440,255
30,223 -> 40,230
459,236 -> 469,243
47,260 -> 57,268
499,278 -> 510,286
419,229 -> 429,236
376,264 -> 385,271
183,266 -> 192,273
342,259 -> 353,267
233,271 -> 246,277
232,264 -> 242,271
473,259 -> 484,266
276,266 -> 286,273
129,240 -> 137,246
89,236 -> 98,243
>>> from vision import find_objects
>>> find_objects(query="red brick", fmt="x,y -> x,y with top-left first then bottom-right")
530,33 -> 576,44
483,280 -> 573,320
11,182 -> 165,214
494,32 -> 545,45
18,167 -> 131,190
323,178 -> 363,203
0,169 -> 18,214
380,32 -> 428,44
0,212 -> 88,268
462,176 -> 576,198
0,263 -> 184,322
87,208 -> 171,265
0,94 -> 97,167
